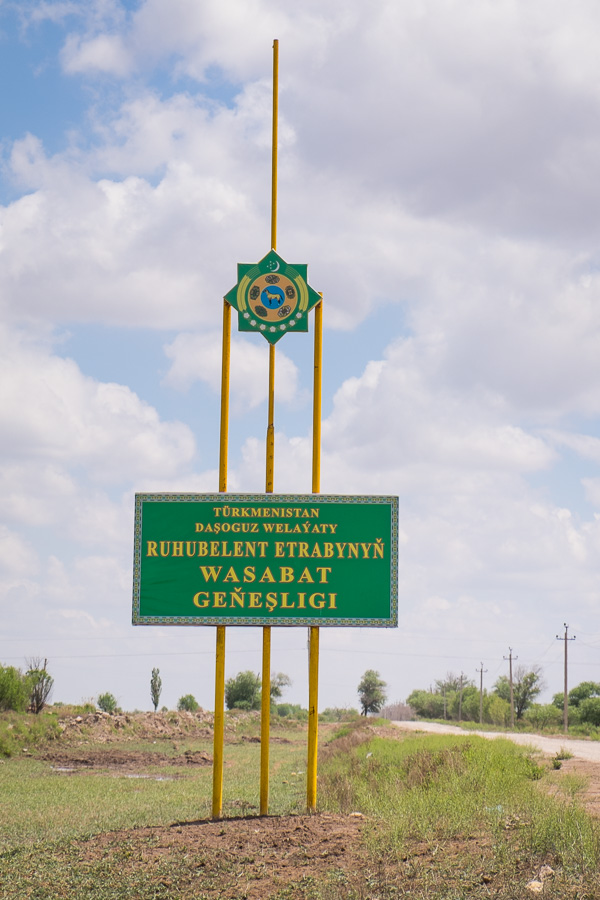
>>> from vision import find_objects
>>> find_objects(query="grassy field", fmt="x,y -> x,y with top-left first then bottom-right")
1,712 -> 600,898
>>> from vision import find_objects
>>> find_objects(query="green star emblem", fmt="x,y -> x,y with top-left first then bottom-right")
224,250 -> 321,345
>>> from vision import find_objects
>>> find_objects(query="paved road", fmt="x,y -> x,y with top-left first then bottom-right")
391,720 -> 600,763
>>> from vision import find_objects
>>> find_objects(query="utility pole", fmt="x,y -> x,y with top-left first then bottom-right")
476,662 -> 488,726
458,672 -> 466,723
556,624 -> 576,735
503,648 -> 517,729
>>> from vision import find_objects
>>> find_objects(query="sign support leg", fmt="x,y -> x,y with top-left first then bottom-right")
307,298 -> 323,812
261,342 -> 276,814
212,299 -> 231,819
260,625 -> 271,815
307,625 -> 319,812
212,625 -> 226,818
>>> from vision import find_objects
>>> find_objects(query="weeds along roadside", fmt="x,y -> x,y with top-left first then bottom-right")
319,719 -> 600,882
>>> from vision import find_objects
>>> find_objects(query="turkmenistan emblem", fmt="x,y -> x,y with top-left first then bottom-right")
224,250 -> 321,345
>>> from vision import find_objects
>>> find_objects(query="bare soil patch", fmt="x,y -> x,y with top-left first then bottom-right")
73,813 -> 368,898
40,746 -> 212,771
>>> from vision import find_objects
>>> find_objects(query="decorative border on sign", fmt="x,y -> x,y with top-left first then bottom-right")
132,493 -> 398,628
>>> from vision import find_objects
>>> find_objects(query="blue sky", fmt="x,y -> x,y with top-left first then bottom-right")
2,0 -> 600,715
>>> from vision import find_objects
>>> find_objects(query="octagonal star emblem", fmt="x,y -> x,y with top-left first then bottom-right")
224,250 -> 321,344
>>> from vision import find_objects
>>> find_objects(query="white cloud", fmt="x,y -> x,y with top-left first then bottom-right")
0,526 -> 39,578
545,431 -> 600,464
0,327 -> 196,483
164,331 -> 302,409
61,32 -> 131,76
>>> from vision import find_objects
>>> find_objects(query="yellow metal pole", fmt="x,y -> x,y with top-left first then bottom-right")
260,624 -> 271,815
312,299 -> 323,494
265,345 -> 275,492
307,626 -> 320,812
219,301 -> 231,493
212,625 -> 226,818
212,300 -> 231,819
271,38 -> 279,251
260,37 -> 279,817
307,298 -> 323,813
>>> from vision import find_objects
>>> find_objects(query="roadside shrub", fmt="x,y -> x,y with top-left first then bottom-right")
0,665 -> 30,712
276,703 -> 308,720
320,707 -> 361,722
97,692 -> 119,714
177,694 -> 199,712
0,712 -> 61,757
524,703 -> 563,730
580,697 -> 600,727
487,694 -> 510,727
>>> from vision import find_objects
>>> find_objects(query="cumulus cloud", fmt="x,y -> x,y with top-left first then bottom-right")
163,331 -> 302,409
0,526 -> 39,578
0,326 -> 196,485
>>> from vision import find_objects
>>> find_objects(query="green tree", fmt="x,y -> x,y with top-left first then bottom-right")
150,668 -> 162,712
357,669 -> 387,716
458,685 -> 485,722
177,694 -> 199,712
524,703 -> 563,730
434,672 -> 470,694
223,670 -> 292,711
554,681 -> 600,710
579,697 -> 600,727
487,694 -> 510,727
225,671 -> 261,710
406,689 -> 446,719
97,692 -> 118,714
26,658 -> 54,714
270,672 -> 292,701
0,665 -> 30,712
493,665 -> 543,720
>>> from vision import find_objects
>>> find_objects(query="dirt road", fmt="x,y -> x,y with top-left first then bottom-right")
392,720 -> 600,762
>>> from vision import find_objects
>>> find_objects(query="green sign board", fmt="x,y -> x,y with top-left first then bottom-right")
133,494 -> 398,627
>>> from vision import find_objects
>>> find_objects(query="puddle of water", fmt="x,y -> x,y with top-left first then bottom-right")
51,766 -> 174,781
122,773 -> 175,781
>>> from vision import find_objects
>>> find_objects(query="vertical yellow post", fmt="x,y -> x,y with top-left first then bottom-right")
212,625 -> 226,818
312,299 -> 323,495
307,298 -> 323,813
219,301 -> 231,493
260,625 -> 271,815
212,300 -> 231,819
265,345 -> 275,492
271,39 -> 278,252
307,626 -> 319,812
260,37 -> 279,818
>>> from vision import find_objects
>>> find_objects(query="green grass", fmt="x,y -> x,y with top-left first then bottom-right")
0,737 -> 307,854
320,723 -> 600,890
4,713 -> 600,898
0,711 -> 61,757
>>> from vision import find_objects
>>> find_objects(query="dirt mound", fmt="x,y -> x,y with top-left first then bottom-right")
73,813 -> 368,898
54,709 -> 218,744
